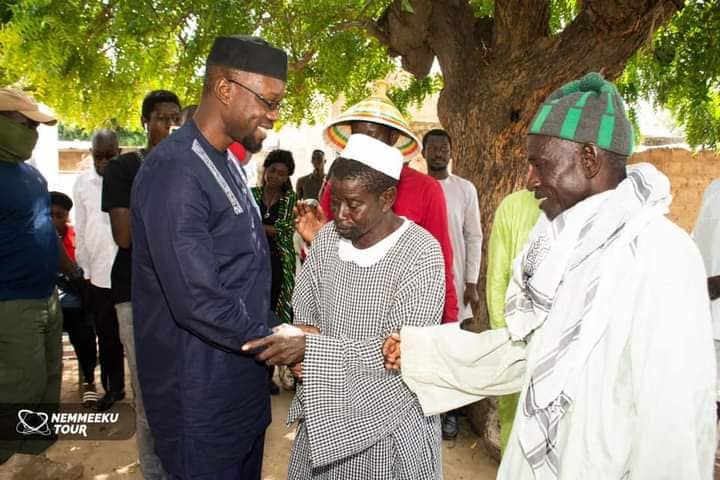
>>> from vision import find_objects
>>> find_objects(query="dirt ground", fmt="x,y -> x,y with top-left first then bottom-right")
5,352 -> 720,479
28,354 -> 499,479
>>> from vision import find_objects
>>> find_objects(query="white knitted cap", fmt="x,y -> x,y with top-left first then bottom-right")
340,134 -> 403,180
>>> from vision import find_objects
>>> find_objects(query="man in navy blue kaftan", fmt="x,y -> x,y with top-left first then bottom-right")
130,36 -> 288,480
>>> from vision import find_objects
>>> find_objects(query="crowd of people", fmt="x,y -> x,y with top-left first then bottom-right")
0,34 -> 718,480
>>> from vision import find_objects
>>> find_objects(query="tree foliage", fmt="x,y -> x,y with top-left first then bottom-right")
0,0 -> 397,132
2,0 -> 716,147
619,0 -> 720,148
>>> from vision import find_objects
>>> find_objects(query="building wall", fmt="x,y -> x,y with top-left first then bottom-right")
58,149 -> 90,172
631,148 -> 720,232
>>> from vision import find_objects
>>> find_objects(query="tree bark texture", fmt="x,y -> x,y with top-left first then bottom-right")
372,0 -> 683,457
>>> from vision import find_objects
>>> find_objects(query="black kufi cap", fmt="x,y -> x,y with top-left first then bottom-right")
207,35 -> 288,82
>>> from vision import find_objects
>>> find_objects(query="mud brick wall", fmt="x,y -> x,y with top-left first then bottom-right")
630,148 -> 720,232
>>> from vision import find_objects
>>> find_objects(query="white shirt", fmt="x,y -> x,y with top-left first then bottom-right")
72,168 -> 117,289
337,217 -> 409,266
402,217 -> 716,478
693,179 -> 720,339
438,174 -> 483,320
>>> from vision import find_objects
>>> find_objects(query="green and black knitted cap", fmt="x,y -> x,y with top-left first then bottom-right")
528,72 -> 634,156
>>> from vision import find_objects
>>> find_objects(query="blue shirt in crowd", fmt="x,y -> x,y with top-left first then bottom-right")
0,160 -> 58,301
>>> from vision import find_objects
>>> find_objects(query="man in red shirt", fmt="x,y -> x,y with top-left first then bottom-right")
300,82 -> 458,323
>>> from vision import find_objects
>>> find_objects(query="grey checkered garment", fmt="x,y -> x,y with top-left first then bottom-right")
287,221 -> 444,479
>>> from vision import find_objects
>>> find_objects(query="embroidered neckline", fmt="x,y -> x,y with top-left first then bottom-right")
191,139 -> 243,215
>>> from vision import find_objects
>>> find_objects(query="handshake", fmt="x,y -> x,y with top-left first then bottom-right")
241,324 -> 321,380
241,325 -> 405,375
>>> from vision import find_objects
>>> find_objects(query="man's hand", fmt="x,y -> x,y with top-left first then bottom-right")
296,324 -> 320,335
463,282 -> 480,310
242,324 -> 307,366
289,363 -> 303,380
294,200 -> 326,243
382,332 -> 401,370
708,276 -> 720,301
284,325 -> 319,380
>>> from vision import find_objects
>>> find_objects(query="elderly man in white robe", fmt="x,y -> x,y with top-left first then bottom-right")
243,133 -> 445,479
383,72 -> 717,479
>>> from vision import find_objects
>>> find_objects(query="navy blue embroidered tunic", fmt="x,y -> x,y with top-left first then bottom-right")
131,121 -> 273,477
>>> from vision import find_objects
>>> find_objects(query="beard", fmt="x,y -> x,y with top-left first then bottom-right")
427,161 -> 448,172
334,224 -> 360,241
241,134 -> 263,154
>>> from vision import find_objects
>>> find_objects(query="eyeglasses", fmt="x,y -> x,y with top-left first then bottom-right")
226,78 -> 282,112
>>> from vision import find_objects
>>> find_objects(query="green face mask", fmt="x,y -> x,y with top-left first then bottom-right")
0,114 -> 39,163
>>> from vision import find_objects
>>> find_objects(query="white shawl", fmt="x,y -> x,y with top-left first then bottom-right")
503,163 -> 671,477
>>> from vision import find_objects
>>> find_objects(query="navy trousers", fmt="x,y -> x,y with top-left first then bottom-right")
169,433 -> 265,480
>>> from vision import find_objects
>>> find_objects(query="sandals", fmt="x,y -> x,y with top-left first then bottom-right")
81,383 -> 99,409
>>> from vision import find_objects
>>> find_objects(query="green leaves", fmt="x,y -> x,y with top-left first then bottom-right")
1,0 -> 718,149
388,74 -> 443,114
621,0 -> 720,148
549,0 -> 579,32
0,0 -> 398,133
400,0 -> 414,13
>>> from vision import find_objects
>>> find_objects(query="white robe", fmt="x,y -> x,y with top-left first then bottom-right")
693,178 -> 720,340
402,215 -> 716,479
438,174 -> 483,321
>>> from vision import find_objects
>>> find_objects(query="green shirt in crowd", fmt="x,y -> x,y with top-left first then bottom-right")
485,189 -> 541,453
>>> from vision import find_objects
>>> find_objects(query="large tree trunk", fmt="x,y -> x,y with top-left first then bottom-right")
372,0 -> 683,460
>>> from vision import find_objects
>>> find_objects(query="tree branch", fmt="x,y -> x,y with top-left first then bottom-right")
493,0 -> 550,55
370,0 -> 487,80
489,0 -> 684,137
363,19 -> 392,47
551,0 -> 682,80
288,18 -> 385,73
287,5 -> 393,74
427,0 -> 490,82
289,50 -> 315,71
86,0 -> 117,43
373,0 -> 435,78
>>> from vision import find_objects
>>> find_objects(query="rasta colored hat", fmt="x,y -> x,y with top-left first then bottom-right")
528,72 -> 634,156
207,35 -> 288,82
323,80 -> 420,158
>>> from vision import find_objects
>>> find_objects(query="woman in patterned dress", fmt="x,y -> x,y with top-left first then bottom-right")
252,150 -> 298,392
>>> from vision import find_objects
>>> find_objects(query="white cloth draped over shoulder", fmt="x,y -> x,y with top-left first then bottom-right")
401,163 -> 717,479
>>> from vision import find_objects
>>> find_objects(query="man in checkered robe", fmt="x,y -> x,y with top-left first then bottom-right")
243,134 -> 444,479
